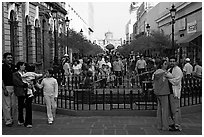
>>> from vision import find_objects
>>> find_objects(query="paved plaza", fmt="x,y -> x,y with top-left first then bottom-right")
2,110 -> 202,135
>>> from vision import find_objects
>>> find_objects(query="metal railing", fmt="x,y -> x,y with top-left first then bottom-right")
33,73 -> 202,110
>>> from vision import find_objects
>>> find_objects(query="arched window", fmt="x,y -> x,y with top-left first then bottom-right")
9,10 -> 18,64
35,19 -> 41,63
42,19 -> 46,69
25,15 -> 32,63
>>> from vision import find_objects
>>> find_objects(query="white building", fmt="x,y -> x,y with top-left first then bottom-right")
125,2 -> 141,44
66,2 -> 94,42
97,31 -> 122,50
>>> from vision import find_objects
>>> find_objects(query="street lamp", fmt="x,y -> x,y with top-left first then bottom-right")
146,23 -> 151,56
80,29 -> 83,34
170,4 -> 176,55
52,9 -> 58,60
146,23 -> 150,36
65,16 -> 70,54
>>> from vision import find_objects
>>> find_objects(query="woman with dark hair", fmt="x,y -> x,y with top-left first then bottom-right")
13,61 -> 33,128
152,59 -> 173,131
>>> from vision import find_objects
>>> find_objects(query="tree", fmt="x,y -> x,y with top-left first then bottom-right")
117,30 -> 172,57
67,29 -> 103,56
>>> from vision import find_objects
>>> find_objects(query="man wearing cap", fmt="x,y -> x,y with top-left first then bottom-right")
183,58 -> 193,78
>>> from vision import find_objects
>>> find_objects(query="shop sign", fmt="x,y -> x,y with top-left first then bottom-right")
187,21 -> 197,33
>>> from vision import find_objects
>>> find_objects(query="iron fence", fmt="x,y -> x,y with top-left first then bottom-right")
33,73 -> 202,110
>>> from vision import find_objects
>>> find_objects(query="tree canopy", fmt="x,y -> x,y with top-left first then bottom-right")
62,29 -> 103,56
117,30 -> 172,57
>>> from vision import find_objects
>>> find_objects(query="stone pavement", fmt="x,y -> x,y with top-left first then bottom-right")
2,111 -> 202,135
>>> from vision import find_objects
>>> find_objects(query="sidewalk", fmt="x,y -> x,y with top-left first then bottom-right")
2,111 -> 202,135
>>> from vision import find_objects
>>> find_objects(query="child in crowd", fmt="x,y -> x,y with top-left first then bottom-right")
21,65 -> 43,98
36,69 -> 58,124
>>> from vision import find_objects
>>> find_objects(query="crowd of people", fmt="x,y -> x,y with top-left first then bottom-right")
2,51 -> 202,131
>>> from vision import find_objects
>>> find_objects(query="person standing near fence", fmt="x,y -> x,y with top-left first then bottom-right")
112,56 -> 124,87
13,61 -> 33,128
193,60 -> 202,78
63,58 -> 72,85
152,59 -> 173,131
183,58 -> 193,78
2,52 -> 17,127
135,55 -> 147,87
168,56 -> 183,131
36,69 -> 58,125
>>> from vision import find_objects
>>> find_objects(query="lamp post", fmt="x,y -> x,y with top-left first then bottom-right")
146,23 -> 150,56
65,16 -> 70,54
170,4 -> 176,55
80,29 -> 83,34
146,23 -> 150,36
52,9 -> 58,60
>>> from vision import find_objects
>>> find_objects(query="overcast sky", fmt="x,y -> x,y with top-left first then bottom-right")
69,2 -> 131,40
93,2 -> 131,40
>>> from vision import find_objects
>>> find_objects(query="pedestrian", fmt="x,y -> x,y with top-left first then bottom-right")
183,58 -> 193,78
112,56 -> 124,87
13,61 -> 33,128
135,55 -> 147,87
72,60 -> 81,76
2,52 -> 17,127
152,59 -> 173,131
63,57 -> 71,85
168,56 -> 183,131
193,60 -> 202,79
36,69 -> 58,124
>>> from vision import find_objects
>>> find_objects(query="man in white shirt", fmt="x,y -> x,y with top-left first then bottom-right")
168,56 -> 183,131
135,55 -> 147,86
183,58 -> 193,78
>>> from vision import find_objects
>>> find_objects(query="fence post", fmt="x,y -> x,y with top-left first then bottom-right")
123,89 -> 126,109
96,90 -> 98,110
103,90 -> 105,110
110,90 -> 113,110
130,90 -> 133,110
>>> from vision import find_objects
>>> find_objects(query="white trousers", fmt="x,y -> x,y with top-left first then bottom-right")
2,86 -> 17,124
44,95 -> 57,122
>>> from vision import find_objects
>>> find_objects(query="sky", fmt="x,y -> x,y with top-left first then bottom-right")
93,2 -> 131,40
69,2 -> 131,40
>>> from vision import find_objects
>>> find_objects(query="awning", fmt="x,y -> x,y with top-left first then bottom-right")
176,31 -> 202,44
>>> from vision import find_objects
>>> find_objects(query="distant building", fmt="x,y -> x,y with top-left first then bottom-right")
97,31 -> 122,50
125,2 -> 141,44
66,2 -> 94,42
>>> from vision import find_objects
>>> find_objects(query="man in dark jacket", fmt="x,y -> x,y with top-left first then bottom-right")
2,52 -> 16,126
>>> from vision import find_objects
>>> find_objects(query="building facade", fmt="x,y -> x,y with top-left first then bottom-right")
66,2 -> 94,42
131,2 -> 202,63
2,2 -> 67,70
155,2 -> 202,63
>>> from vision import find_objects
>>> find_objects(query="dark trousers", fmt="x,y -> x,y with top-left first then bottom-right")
17,96 -> 32,125
114,71 -> 122,86
138,68 -> 145,86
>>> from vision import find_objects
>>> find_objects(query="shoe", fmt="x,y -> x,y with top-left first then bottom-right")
28,94 -> 34,98
5,123 -> 12,127
18,121 -> 24,126
26,125 -> 32,128
48,121 -> 53,124
175,124 -> 182,131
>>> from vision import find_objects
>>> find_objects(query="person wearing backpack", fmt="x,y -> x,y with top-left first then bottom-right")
152,59 -> 173,131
